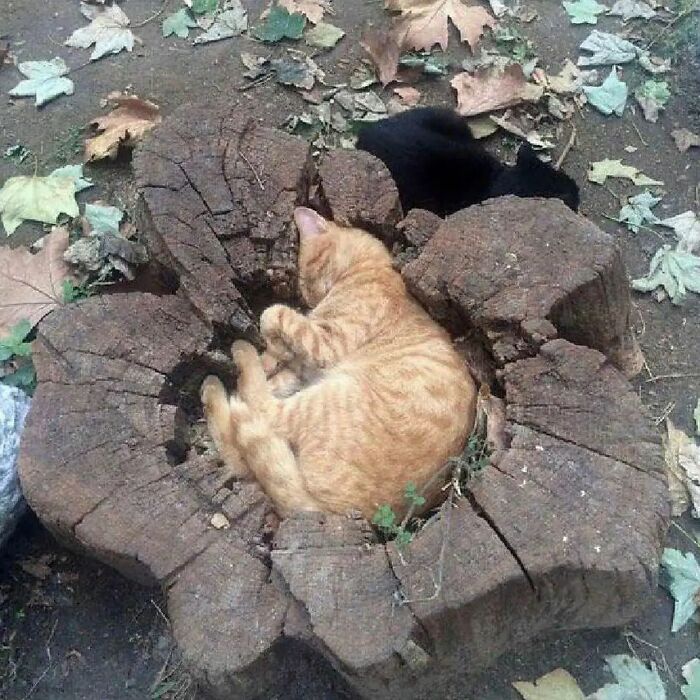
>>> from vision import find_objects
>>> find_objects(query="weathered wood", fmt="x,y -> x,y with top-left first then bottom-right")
18,104 -> 668,700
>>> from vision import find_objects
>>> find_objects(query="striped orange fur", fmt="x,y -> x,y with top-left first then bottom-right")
201,207 -> 477,519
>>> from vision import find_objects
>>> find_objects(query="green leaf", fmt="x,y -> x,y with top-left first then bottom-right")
513,668 -> 586,700
162,8 -> 198,38
1,358 -> 36,393
583,67 -> 627,116
49,164 -> 94,193
563,0 -> 607,24
253,6 -> 306,43
661,548 -> 700,631
0,175 -> 78,235
694,399 -> 700,435
618,190 -> 661,233
588,655 -> 665,699
61,279 -> 91,304
192,2 -> 247,44
0,320 -> 32,362
404,482 -> 426,507
8,58 -> 74,107
394,529 -> 413,547
84,203 -> 124,235
191,0 -> 219,13
305,21 -> 345,49
682,658 -> 700,700
608,0 -> 656,21
632,246 -> 700,305
635,80 -> 670,123
372,504 -> 396,530
578,30 -> 638,66
588,159 -> 663,186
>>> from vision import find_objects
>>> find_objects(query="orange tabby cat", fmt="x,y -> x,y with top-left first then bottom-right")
201,207 -> 477,519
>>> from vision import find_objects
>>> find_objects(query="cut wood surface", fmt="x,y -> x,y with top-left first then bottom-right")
18,103 -> 669,700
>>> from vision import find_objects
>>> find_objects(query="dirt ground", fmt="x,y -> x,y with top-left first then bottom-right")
1,0 -> 699,698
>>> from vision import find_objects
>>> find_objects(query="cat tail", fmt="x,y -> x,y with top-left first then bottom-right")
231,397 -> 321,517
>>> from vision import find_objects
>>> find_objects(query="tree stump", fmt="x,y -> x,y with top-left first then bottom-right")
18,104 -> 669,700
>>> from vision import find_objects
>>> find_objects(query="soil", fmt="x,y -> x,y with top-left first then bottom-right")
1,0 -> 699,698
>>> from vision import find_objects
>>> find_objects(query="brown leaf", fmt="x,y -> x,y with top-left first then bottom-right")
0,226 -> 73,336
0,41 -> 9,71
387,0 -> 497,52
451,64 -> 543,117
276,0 -> 330,23
672,128 -> 700,154
361,29 -> 401,86
393,86 -> 422,105
85,93 -> 161,162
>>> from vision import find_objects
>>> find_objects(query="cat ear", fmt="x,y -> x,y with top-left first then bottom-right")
294,207 -> 329,239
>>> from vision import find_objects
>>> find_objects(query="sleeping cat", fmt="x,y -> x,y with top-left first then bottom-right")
201,207 -> 477,519
356,106 -> 580,217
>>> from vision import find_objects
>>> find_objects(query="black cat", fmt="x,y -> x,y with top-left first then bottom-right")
356,106 -> 580,217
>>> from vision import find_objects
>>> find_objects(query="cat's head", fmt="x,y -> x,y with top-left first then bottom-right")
488,143 -> 580,212
293,207 -> 392,307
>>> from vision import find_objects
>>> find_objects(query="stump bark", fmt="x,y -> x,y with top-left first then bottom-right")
18,103 -> 669,700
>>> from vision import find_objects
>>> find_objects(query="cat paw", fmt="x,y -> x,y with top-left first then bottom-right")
260,350 -> 280,376
259,304 -> 286,339
200,375 -> 226,409
231,340 -> 257,368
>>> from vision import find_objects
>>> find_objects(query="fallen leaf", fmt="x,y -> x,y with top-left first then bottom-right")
563,0 -> 608,25
0,227 -> 73,335
608,0 -> 656,20
672,128 -> 700,153
618,190 -> 661,232
661,548 -> 700,632
276,0 -> 330,23
85,94 -> 161,161
451,64 -> 543,117
210,512 -> 230,529
634,80 -> 670,122
0,175 -> 78,235
401,50 -> 450,75
193,1 -> 247,44
588,655 -> 665,699
65,2 -> 135,61
190,0 -> 219,13
466,116 -> 500,138
361,28 -> 401,86
84,202 -> 123,235
638,51 -> 671,74
665,419 -> 700,517
49,164 -> 93,193
660,212 -> 700,254
253,5 -> 306,41
393,86 -> 422,105
578,30 -> 638,66
489,114 -> 555,148
542,59 -> 584,94
665,419 -> 692,516
682,658 -> 700,700
162,8 -> 199,38
240,52 -> 270,79
583,67 -> 627,116
513,668 -> 586,699
631,245 -> 700,304
587,158 -> 662,185
65,230 -> 148,283
8,58 -> 74,107
695,399 -> 700,435
305,21 -> 345,48
271,54 -> 324,90
387,0 -> 497,52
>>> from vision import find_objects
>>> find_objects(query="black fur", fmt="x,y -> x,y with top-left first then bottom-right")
356,107 -> 580,217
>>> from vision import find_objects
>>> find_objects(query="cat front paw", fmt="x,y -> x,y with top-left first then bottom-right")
259,304 -> 286,339
231,339 -> 258,369
201,375 -> 226,410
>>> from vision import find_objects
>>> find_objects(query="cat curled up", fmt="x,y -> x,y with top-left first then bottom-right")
356,106 -> 580,217
201,207 -> 477,519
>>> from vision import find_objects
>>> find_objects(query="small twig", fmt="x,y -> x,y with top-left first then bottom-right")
652,400 -> 675,425
672,521 -> 699,549
132,0 -> 172,28
631,121 -> 648,147
600,213 -> 665,239
645,372 -> 700,383
151,598 -> 170,627
239,152 -> 265,191
554,124 -> 576,170
238,73 -> 274,91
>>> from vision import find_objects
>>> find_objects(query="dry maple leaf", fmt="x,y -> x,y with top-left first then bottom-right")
393,86 -> 422,105
0,227 -> 73,336
451,64 -> 543,117
85,93 -> 161,161
361,28 -> 401,86
387,0 -> 497,52
272,0 -> 331,23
